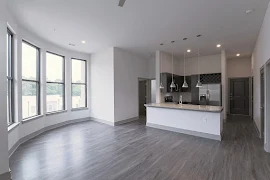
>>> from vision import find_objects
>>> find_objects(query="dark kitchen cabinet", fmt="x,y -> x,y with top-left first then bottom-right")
160,73 -> 181,93
191,75 -> 199,104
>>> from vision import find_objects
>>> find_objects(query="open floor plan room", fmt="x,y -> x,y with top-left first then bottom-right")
2,0 -> 270,179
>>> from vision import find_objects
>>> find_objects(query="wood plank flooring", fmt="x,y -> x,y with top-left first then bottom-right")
10,115 -> 270,180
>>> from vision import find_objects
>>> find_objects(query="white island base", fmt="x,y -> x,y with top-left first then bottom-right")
145,104 -> 224,141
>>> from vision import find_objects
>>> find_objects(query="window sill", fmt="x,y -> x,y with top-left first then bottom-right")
22,115 -> 44,124
71,107 -> 88,111
46,110 -> 68,116
8,122 -> 20,132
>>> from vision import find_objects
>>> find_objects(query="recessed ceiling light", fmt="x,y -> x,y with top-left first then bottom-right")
183,38 -> 187,40
216,44 -> 221,48
160,43 -> 164,46
187,49 -> 191,53
236,54 -> 240,57
197,35 -> 202,37
171,41 -> 175,43
81,40 -> 86,44
246,9 -> 255,14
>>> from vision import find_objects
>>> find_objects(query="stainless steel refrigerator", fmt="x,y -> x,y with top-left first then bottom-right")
199,84 -> 222,106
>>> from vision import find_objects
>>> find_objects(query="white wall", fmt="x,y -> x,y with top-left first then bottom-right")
227,58 -> 251,78
160,51 -> 183,75
160,52 -> 221,76
221,50 -> 228,120
252,2 -> 270,134
90,48 -> 115,122
185,54 -> 221,75
6,10 -> 91,154
114,48 -> 151,122
0,0 -> 10,175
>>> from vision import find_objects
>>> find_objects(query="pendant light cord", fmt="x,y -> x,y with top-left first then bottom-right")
197,48 -> 200,81
160,52 -> 162,81
172,52 -> 174,82
184,52 -> 186,81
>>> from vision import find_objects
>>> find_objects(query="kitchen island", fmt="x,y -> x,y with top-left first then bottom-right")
144,103 -> 224,141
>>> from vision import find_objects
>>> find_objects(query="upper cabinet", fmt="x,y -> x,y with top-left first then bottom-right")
200,73 -> 221,84
161,73 -> 181,93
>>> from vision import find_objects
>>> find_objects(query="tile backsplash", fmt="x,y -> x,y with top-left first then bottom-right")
163,92 -> 191,102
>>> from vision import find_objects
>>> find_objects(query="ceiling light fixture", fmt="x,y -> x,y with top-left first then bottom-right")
187,49 -> 191,53
182,52 -> 188,88
183,38 -> 188,40
246,9 -> 255,14
217,44 -> 221,48
236,54 -> 240,57
170,41 -> 176,89
159,46 -> 164,89
81,40 -> 86,44
196,35 -> 202,88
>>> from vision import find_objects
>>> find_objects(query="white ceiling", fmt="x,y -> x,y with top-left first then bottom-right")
7,0 -> 270,59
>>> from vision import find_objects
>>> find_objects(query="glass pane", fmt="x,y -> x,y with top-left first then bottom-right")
72,84 -> 86,108
46,83 -> 64,112
7,80 -> 11,125
72,59 -> 86,83
22,42 -> 38,80
46,53 -> 64,82
6,31 -> 12,77
22,81 -> 38,119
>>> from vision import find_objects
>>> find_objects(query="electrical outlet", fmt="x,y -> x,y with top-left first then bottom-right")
202,117 -> 207,123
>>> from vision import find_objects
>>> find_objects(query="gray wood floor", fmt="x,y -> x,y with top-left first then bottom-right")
10,115 -> 270,180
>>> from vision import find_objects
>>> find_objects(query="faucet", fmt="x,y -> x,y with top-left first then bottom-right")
179,95 -> 183,104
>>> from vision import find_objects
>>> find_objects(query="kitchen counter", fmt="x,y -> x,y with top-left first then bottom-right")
145,103 -> 223,113
145,103 -> 224,141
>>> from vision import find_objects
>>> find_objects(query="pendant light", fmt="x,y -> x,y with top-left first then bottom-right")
182,51 -> 188,88
196,47 -> 203,87
159,51 -> 164,89
170,51 -> 176,88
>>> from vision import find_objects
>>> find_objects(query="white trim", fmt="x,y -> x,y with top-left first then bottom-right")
264,59 -> 270,152
147,123 -> 222,141
9,117 -> 91,157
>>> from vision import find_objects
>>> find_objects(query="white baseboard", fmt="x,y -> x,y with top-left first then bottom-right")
9,117 -> 91,157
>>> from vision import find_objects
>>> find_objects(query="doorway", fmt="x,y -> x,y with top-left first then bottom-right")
139,80 -> 147,116
260,67 -> 265,139
229,78 -> 249,115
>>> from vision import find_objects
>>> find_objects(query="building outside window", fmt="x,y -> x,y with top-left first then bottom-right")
46,52 -> 65,112
22,41 -> 41,119
72,59 -> 87,109
7,29 -> 14,125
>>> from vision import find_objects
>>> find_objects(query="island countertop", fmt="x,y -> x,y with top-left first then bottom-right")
144,103 -> 223,113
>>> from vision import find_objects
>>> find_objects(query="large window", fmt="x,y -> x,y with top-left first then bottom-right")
72,59 -> 87,109
46,52 -> 65,112
22,41 -> 40,119
7,29 -> 13,125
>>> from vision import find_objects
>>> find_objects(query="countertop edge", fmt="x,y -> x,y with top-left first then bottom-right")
144,104 -> 224,113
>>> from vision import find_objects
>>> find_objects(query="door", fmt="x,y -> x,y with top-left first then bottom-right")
139,80 -> 147,116
230,78 -> 249,115
260,68 -> 265,138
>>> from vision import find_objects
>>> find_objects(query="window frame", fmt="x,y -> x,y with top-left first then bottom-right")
7,28 -> 14,126
22,40 -> 41,119
71,58 -> 87,109
46,51 -> 66,113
